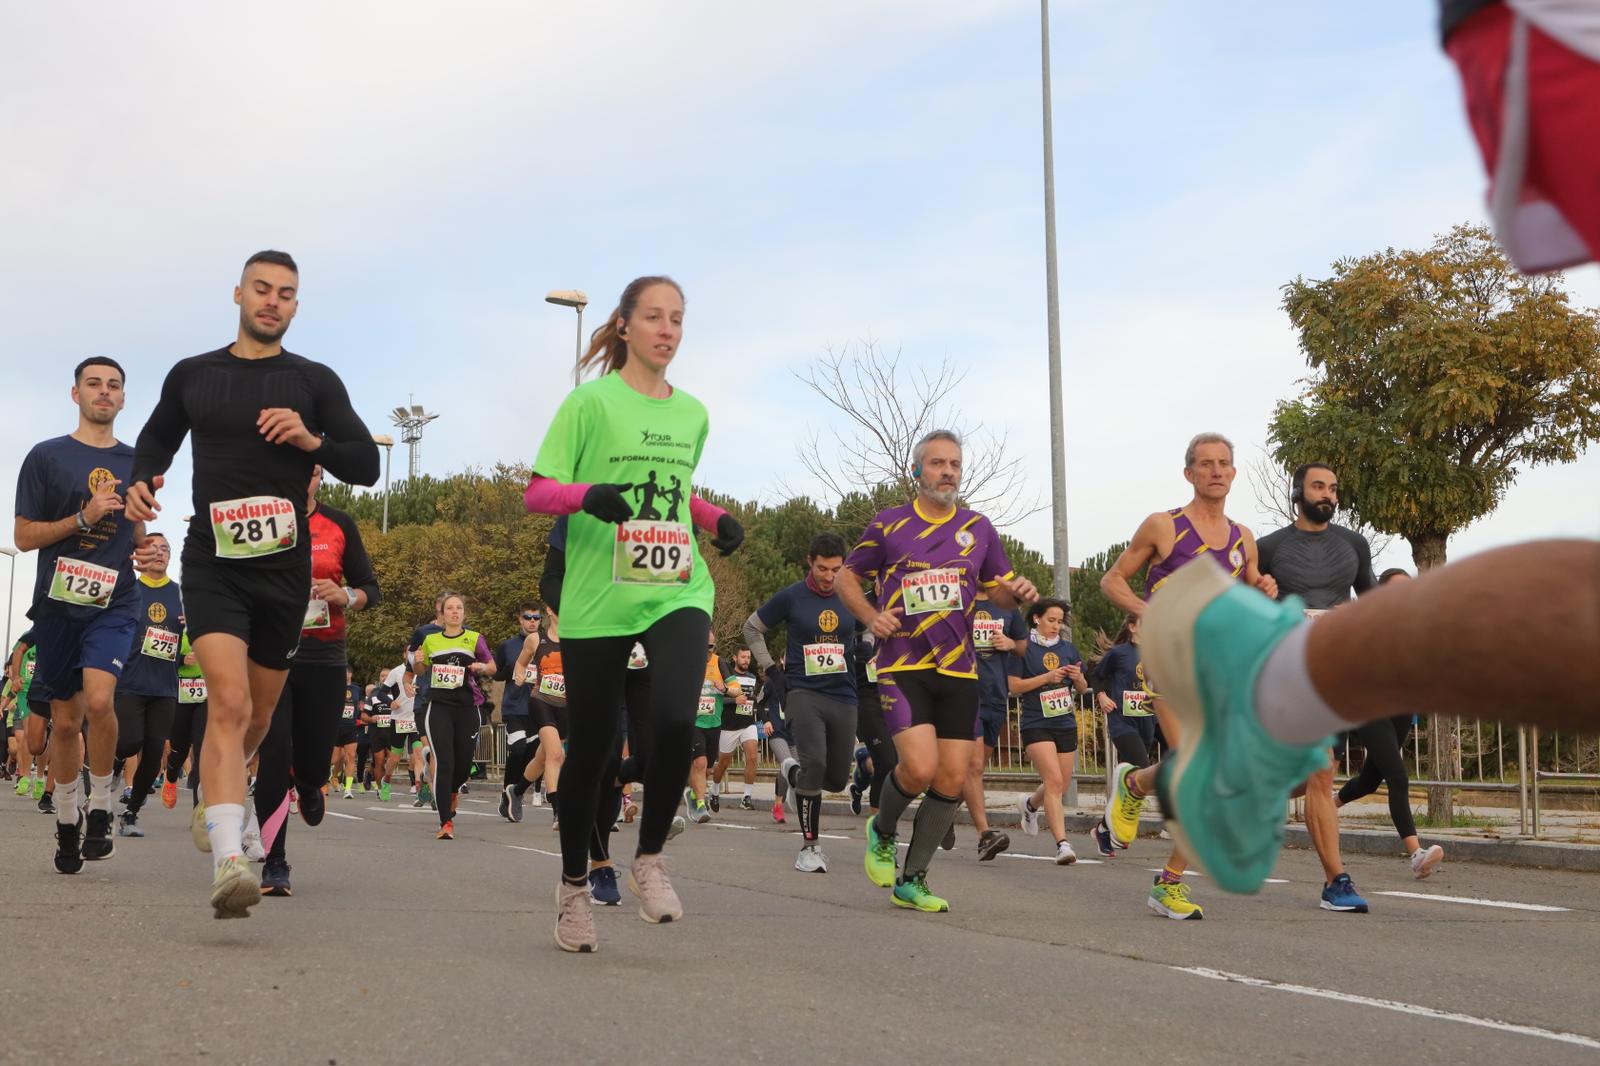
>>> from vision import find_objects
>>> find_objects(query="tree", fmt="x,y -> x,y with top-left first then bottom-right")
1273,224 -> 1600,818
791,341 -> 1043,531
1273,224 -> 1600,571
1067,542 -> 1143,660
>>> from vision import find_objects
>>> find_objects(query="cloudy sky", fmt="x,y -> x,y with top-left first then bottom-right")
3,1 -> 1597,642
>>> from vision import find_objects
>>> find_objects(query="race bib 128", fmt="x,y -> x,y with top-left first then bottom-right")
48,558 -> 119,609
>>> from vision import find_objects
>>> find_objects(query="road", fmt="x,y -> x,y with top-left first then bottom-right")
2,785 -> 1596,1065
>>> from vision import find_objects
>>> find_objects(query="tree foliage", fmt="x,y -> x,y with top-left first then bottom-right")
1272,224 -> 1600,569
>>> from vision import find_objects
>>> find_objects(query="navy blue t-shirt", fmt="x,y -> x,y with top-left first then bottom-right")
755,579 -> 859,703
1094,643 -> 1141,709
975,604 -> 1027,710
15,435 -> 139,621
1008,635 -> 1084,731
117,576 -> 186,698
495,634 -> 534,718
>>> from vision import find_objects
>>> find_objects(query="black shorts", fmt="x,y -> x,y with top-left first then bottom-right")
113,693 -> 177,744
695,725 -> 720,761
336,718 -> 361,745
1020,727 -> 1078,754
29,698 -> 52,723
502,714 -> 535,746
180,553 -> 308,671
530,699 -> 568,739
370,725 -> 396,750
878,669 -> 979,741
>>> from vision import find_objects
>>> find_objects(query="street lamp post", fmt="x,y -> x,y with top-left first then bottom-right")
372,434 -> 395,533
545,290 -> 588,387
0,546 -> 17,660
1040,0 -> 1070,603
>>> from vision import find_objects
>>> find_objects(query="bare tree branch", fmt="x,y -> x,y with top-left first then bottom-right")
793,340 -> 1045,529
1245,447 -> 1395,559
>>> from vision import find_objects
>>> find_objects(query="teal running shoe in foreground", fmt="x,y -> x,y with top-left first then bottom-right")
891,873 -> 949,913
1143,560 -> 1333,895
863,815 -> 897,888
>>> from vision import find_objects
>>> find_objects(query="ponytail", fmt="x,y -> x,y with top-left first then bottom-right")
576,275 -> 685,380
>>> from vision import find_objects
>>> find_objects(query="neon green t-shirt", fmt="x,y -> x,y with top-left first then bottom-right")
533,371 -> 715,639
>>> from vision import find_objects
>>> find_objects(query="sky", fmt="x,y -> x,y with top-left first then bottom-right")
3,1 -> 1598,645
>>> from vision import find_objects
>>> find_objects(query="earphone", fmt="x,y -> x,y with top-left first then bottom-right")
911,463 -> 922,478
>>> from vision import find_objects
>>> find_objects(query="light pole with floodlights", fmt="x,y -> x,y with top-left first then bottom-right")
372,434 -> 395,533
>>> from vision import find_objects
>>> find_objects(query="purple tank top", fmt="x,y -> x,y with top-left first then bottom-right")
1145,508 -> 1246,600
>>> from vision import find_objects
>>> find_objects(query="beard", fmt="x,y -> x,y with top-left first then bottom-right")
241,311 -> 289,344
1303,499 -> 1337,524
923,481 -> 959,506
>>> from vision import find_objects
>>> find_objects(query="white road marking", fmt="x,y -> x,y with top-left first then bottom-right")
1172,966 -> 1600,1051
1374,891 -> 1569,913
364,806 -> 497,818
710,822 -> 756,830
1000,853 -> 1103,865
324,811 -> 363,821
1142,869 -> 1287,883
505,845 -> 562,858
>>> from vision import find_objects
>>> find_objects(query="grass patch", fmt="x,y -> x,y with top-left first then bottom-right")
1413,808 -> 1502,830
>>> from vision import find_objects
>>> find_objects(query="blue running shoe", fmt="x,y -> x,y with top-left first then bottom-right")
1320,873 -> 1369,913
588,865 -> 622,906
1143,560 -> 1331,894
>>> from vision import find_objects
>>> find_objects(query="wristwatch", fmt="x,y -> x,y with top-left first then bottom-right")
343,586 -> 359,608
75,509 -> 90,532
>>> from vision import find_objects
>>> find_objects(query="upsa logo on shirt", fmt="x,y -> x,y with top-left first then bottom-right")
149,602 -> 168,624
1043,652 -> 1060,670
87,467 -> 116,494
818,610 -> 838,633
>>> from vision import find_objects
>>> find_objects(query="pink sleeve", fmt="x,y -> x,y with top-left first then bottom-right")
690,494 -> 728,534
524,475 -> 590,515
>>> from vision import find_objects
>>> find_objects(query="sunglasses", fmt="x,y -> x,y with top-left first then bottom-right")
522,613 -> 541,621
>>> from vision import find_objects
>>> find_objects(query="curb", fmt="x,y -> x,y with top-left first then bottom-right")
781,797 -> 1600,874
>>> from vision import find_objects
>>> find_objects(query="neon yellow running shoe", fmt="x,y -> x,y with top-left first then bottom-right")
32,778 -> 45,801
1105,763 -> 1144,847
15,777 -> 28,797
891,873 -> 949,913
1148,879 -> 1204,920
864,815 -> 897,888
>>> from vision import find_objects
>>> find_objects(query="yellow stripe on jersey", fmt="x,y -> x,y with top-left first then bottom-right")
909,611 -> 950,639
938,644 -> 966,669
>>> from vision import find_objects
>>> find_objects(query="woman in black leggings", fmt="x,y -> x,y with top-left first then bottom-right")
525,276 -> 744,953
1334,568 -> 1444,879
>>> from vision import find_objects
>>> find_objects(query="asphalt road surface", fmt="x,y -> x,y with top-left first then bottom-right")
3,785 -> 1596,1065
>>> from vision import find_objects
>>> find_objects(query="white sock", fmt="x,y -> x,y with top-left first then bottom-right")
743,785 -> 753,798
206,802 -> 246,867
55,776 -> 80,825
709,780 -> 720,796
89,772 -> 114,812
1253,622 -> 1352,745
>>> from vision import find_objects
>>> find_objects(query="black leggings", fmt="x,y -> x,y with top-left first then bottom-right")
113,694 -> 175,816
590,669 -> 650,864
557,607 -> 708,881
1111,730 -> 1152,769
425,700 -> 480,828
255,663 -> 347,860
1337,715 -> 1418,842
167,701 -> 201,783
856,685 -> 897,809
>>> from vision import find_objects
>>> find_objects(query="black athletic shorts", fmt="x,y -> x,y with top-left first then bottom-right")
878,669 -> 979,741
696,725 -> 720,761
370,725 -> 396,751
180,553 -> 308,671
530,699 -> 568,740
1020,727 -> 1078,754
29,698 -> 52,723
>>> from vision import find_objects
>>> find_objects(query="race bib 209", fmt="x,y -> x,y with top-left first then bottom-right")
612,520 -> 692,586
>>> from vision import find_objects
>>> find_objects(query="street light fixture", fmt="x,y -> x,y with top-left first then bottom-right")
390,400 -> 439,481
372,434 -> 395,533
545,289 -> 588,387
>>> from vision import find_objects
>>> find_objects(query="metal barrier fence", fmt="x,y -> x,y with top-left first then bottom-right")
471,703 -> 1597,838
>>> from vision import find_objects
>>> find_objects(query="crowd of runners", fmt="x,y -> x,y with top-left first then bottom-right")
5,251 -> 1595,953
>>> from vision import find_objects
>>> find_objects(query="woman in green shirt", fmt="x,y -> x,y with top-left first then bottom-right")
525,276 -> 743,953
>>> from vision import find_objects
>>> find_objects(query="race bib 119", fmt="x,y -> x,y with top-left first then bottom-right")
210,496 -> 297,560
612,520 -> 693,586
900,568 -> 963,616
48,558 -> 119,609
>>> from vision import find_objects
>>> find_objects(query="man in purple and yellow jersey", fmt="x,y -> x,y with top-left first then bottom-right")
1097,432 -> 1276,920
836,430 -> 1038,913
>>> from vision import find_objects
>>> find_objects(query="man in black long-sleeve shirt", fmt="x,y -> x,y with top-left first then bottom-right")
124,250 -> 378,918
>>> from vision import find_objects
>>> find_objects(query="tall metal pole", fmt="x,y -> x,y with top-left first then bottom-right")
573,306 -> 584,388
381,444 -> 392,534
1041,0 -> 1070,602
2,551 -> 15,658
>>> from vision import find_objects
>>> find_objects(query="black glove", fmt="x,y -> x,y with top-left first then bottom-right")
711,513 -> 745,556
582,484 -> 633,524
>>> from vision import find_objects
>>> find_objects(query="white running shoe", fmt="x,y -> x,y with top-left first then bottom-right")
666,815 -> 687,842
343,787 -> 354,799
242,823 -> 266,863
794,845 -> 829,873
1017,793 -> 1041,837
1054,839 -> 1078,865
530,786 -> 545,808
192,802 -> 211,853
1410,844 -> 1444,880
